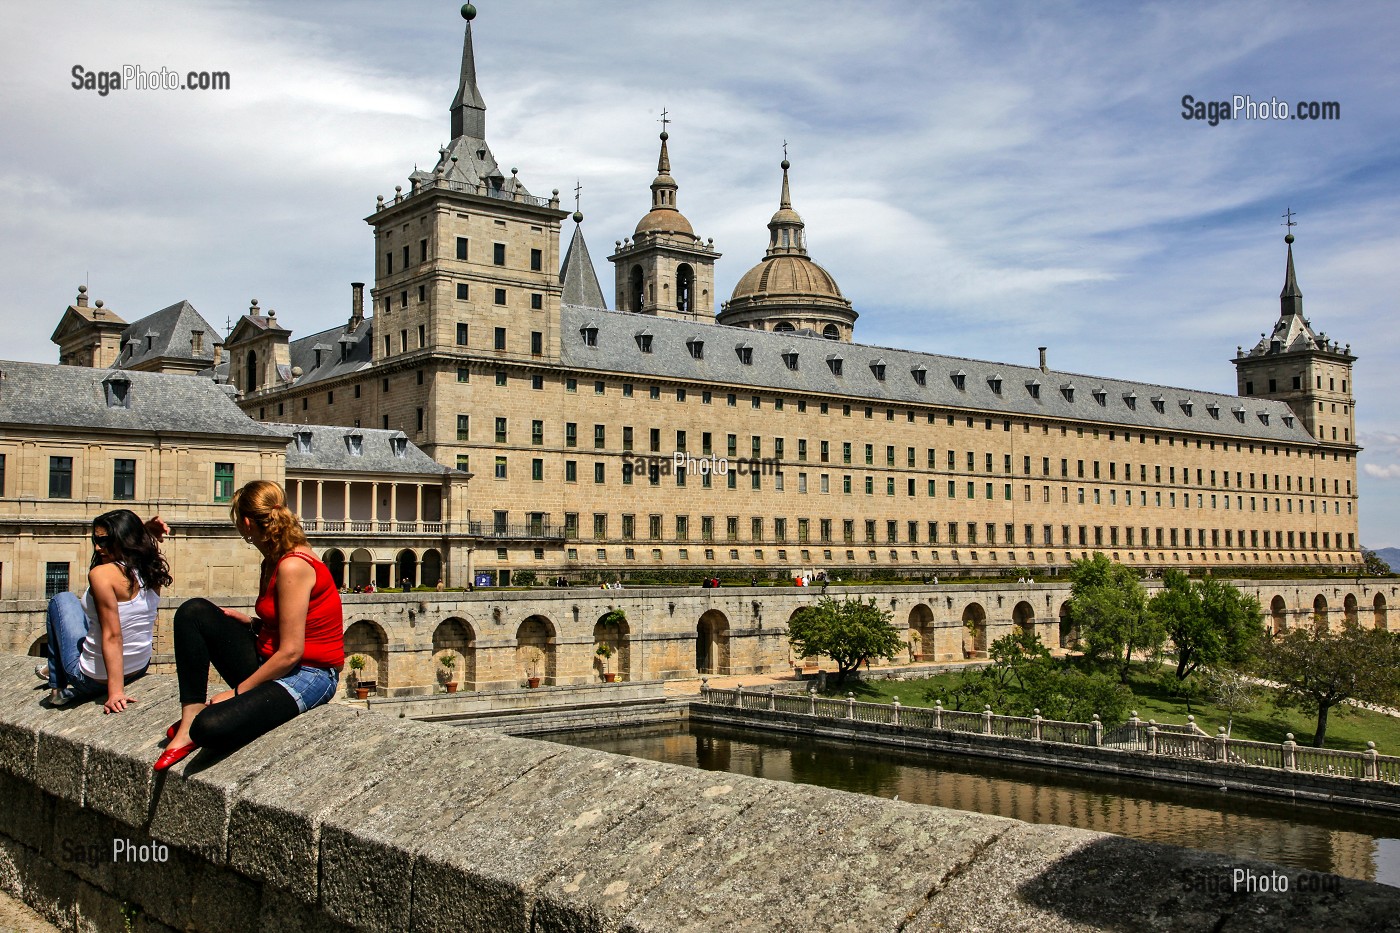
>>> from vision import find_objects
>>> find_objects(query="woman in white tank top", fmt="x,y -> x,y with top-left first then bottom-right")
38,509 -> 170,712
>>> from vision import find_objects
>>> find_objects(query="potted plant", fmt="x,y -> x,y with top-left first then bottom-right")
909,630 -> 923,662
348,654 -> 369,699
439,652 -> 458,693
595,642 -> 616,683
525,648 -> 543,688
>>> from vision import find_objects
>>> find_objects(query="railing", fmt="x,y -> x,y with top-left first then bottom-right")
304,520 -> 448,536
467,522 -> 567,541
388,176 -> 557,209
698,685 -> 1400,786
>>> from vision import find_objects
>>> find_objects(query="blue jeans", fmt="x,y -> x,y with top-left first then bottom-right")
44,593 -> 103,699
275,665 -> 339,713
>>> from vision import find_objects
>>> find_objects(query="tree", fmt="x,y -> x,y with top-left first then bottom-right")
1200,665 -> 1261,737
1066,554 -> 1164,682
787,597 -> 902,684
1256,624 -> 1400,746
1148,570 -> 1265,681
1362,549 -> 1392,577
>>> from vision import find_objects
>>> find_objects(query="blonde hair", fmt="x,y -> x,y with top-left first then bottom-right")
230,480 -> 307,563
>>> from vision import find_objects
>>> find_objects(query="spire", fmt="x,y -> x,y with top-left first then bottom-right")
560,211 -> 606,309
450,4 -> 486,140
765,157 -> 807,257
650,130 -> 678,214
1280,232 -> 1303,317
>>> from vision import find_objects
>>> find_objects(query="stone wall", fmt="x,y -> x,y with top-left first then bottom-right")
4,654 -> 1400,932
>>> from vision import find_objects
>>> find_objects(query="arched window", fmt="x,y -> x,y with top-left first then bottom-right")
629,266 -> 644,312
677,264 -> 694,313
244,350 -> 258,393
774,321 -> 796,333
822,324 -> 840,340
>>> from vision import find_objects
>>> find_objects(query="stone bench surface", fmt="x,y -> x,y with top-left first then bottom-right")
2,653 -> 1398,932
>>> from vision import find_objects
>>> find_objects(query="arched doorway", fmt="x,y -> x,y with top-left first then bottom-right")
593,612 -> 631,681
629,266 -> 644,312
1012,601 -> 1035,640
516,615 -> 557,684
322,549 -> 346,588
395,549 -> 417,589
907,604 -> 934,661
676,264 -> 694,313
1375,594 -> 1389,631
697,610 -> 730,675
1057,601 -> 1075,650
28,636 -> 47,658
962,603 -> 987,659
1270,595 -> 1287,634
349,548 -> 374,590
1344,594 -> 1359,628
1313,594 -> 1329,630
433,618 -> 475,689
421,549 -> 442,588
344,620 -> 389,694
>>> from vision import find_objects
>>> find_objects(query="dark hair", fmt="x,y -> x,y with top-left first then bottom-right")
91,509 -> 173,590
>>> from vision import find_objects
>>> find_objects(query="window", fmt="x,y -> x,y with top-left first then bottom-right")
45,562 -> 70,600
531,459 -> 544,481
580,326 -> 598,347
531,420 -> 544,445
494,456 -> 507,479
493,327 -> 506,350
531,331 -> 543,355
493,243 -> 506,265
455,237 -> 469,260
0,452 -> 5,496
44,455 -> 71,499
594,424 -> 606,449
456,414 -> 470,441
495,418 -> 508,443
456,283 -> 469,300
112,459 -> 135,499
530,248 -> 542,271
531,293 -> 543,310
565,423 -> 577,447
456,323 -> 469,346
214,462 -> 234,502
494,288 -> 507,306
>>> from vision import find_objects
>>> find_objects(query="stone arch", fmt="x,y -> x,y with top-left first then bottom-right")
629,265 -> 644,312
1270,595 -> 1287,634
516,615 -> 557,684
697,609 -> 731,675
395,549 -> 418,588
1057,601 -> 1075,650
322,549 -> 346,588
27,635 -> 47,658
1313,594 -> 1329,629
1012,601 -> 1035,639
1374,593 -> 1389,631
1344,593 -> 1359,628
344,619 -> 389,693
349,548 -> 373,589
433,618 -> 475,687
907,604 -> 934,661
593,612 -> 631,681
421,549 -> 442,588
822,324 -> 840,340
962,602 -> 987,659
676,264 -> 694,313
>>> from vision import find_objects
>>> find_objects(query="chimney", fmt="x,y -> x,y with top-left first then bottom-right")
350,282 -> 365,329
1038,347 -> 1048,373
191,329 -> 204,355
212,341 -> 224,368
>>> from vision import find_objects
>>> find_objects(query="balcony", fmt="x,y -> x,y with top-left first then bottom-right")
468,521 -> 567,541
303,520 -> 446,535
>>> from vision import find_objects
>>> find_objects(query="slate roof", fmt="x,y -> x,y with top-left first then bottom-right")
0,360 -> 282,440
270,423 -> 454,476
283,318 -> 375,389
560,222 -> 606,310
557,306 -> 1316,446
112,301 -> 219,370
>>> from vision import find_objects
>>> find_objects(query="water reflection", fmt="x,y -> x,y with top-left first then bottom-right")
547,721 -> 1400,887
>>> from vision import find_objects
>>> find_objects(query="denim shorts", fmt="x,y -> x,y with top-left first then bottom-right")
274,665 -> 339,713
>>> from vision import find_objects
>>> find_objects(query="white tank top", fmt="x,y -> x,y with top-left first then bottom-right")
77,568 -> 159,680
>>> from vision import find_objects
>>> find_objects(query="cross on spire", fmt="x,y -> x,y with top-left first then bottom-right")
1282,206 -> 1297,231
658,108 -> 670,132
574,179 -> 582,213
782,139 -> 788,160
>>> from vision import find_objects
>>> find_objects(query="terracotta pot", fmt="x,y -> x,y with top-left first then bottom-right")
913,654 -> 925,662
527,677 -> 541,688
603,672 -> 617,683
446,683 -> 458,693
355,686 -> 370,700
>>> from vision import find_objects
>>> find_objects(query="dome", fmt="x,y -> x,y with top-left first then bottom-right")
730,254 -> 844,303
634,206 -> 695,237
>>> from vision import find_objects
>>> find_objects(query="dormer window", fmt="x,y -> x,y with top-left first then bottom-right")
1025,379 -> 1041,399
950,370 -> 967,391
988,374 -> 1003,394
635,331 -> 653,353
345,431 -> 364,456
1092,387 -> 1107,406
736,343 -> 753,365
1282,414 -> 1295,428
390,432 -> 408,458
1060,383 -> 1075,403
827,355 -> 843,377
102,373 -> 131,409
782,351 -> 799,371
870,359 -> 886,381
1207,402 -> 1220,419
687,338 -> 704,360
1258,411 -> 1270,426
1151,395 -> 1166,414
1232,406 -> 1247,423
1180,399 -> 1193,416
580,324 -> 598,347
911,365 -> 927,387
293,429 -> 313,453
1123,392 -> 1137,410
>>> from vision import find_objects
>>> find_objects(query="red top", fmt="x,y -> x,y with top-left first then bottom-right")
254,551 -> 345,668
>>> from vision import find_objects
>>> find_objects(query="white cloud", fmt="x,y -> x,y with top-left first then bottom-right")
1364,464 -> 1400,481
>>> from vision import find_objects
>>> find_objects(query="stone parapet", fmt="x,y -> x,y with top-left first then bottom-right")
2,653 -> 1400,931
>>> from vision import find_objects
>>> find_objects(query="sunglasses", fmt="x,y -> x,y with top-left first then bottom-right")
91,534 -> 111,547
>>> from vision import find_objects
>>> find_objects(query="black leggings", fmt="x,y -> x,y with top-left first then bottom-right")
172,598 -> 299,753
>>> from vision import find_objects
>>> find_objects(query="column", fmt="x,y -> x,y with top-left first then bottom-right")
391,484 -> 399,526
414,484 -> 423,523
371,482 -> 381,523
315,481 -> 324,522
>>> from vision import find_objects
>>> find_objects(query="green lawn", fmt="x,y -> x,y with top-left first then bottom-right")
822,667 -> 1400,753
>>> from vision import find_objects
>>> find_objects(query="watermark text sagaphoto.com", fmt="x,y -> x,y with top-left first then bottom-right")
72,65 -> 230,96
1181,867 -> 1343,894
1181,94 -> 1340,125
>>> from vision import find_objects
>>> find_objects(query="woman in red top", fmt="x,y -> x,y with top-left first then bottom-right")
156,480 -> 344,771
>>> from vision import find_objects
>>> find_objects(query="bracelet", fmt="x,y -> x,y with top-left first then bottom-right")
234,685 -> 240,696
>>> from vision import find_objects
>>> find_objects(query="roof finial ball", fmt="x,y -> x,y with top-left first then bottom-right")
1285,233 -> 1295,244
781,159 -> 790,170
573,211 -> 584,223
660,130 -> 669,141
461,4 -> 476,22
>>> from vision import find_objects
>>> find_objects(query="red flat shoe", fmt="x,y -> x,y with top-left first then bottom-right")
165,720 -> 180,740
153,742 -> 197,772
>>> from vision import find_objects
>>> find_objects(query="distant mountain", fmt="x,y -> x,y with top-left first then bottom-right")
1369,547 -> 1400,573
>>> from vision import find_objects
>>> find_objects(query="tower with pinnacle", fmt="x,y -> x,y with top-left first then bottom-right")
1233,225 -> 1357,448
608,124 -> 719,320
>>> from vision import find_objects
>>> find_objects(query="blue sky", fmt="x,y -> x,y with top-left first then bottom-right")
3,1 -> 1399,545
